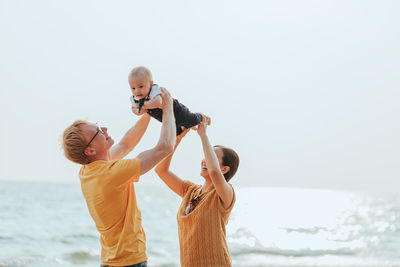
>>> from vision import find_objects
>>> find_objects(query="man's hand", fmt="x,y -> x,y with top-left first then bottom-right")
143,95 -> 163,110
158,87 -> 173,110
137,87 -> 176,175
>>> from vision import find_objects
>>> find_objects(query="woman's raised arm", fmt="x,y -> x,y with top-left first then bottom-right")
197,117 -> 234,209
155,128 -> 190,197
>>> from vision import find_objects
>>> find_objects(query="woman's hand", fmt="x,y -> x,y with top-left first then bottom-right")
196,114 -> 210,137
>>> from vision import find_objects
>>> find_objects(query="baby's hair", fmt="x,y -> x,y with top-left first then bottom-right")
129,66 -> 152,81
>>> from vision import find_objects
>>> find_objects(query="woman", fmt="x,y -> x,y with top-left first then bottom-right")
155,116 -> 239,267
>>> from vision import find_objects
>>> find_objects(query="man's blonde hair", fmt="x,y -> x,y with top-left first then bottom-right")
62,120 -> 89,165
128,66 -> 152,81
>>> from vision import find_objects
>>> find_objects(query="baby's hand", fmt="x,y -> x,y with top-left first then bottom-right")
131,105 -> 146,116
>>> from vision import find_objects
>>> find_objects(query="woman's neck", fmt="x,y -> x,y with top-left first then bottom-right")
201,179 -> 214,193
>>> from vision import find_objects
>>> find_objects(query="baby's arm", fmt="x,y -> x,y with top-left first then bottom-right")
143,95 -> 163,109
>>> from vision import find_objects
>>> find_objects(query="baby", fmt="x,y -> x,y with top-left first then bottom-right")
129,66 -> 209,135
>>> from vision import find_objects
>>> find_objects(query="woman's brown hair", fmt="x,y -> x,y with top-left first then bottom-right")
214,145 -> 239,182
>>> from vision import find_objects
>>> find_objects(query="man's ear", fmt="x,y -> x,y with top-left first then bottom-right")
221,166 -> 230,175
84,147 -> 96,157
150,80 -> 154,87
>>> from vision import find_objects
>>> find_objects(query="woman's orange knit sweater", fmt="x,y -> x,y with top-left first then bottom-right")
177,180 -> 235,267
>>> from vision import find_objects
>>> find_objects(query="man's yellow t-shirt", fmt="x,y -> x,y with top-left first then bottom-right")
79,158 -> 147,266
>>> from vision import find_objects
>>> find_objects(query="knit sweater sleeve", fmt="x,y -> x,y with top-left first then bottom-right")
182,180 -> 197,197
217,184 -> 236,215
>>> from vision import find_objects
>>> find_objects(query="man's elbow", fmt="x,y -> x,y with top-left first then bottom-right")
162,144 -> 174,156
157,143 -> 174,158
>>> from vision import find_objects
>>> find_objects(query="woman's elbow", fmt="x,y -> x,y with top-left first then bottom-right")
155,166 -> 163,175
155,167 -> 169,179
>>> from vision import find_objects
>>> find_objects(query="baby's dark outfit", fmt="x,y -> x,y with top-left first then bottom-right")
131,85 -> 202,135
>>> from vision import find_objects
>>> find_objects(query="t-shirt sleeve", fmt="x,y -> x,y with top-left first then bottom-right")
106,158 -> 141,188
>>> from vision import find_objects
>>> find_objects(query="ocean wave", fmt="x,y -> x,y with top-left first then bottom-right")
48,233 -> 98,244
284,226 -> 329,234
63,250 -> 99,264
229,228 -> 359,257
70,233 -> 97,239
0,235 -> 12,241
62,233 -> 98,242
230,245 -> 359,257
0,255 -> 43,267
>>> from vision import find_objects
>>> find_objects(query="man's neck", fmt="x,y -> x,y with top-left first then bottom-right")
89,152 -> 110,163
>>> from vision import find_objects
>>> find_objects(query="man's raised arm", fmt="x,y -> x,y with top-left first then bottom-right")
110,113 -> 151,160
137,87 -> 176,175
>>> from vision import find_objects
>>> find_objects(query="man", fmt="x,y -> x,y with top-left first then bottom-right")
62,88 -> 175,267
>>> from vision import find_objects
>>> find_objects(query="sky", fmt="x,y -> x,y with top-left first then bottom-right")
0,0 -> 399,192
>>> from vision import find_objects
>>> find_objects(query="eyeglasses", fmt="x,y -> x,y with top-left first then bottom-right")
85,123 -> 104,148
185,195 -> 200,215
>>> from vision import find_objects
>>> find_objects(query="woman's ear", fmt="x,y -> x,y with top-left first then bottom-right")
221,166 -> 230,175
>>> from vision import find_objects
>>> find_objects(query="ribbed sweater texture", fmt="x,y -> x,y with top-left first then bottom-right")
177,180 -> 235,267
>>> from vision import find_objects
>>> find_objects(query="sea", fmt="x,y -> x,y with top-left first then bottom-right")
1,180 -> 400,267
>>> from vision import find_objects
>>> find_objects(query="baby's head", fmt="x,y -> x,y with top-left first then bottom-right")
128,66 -> 154,99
